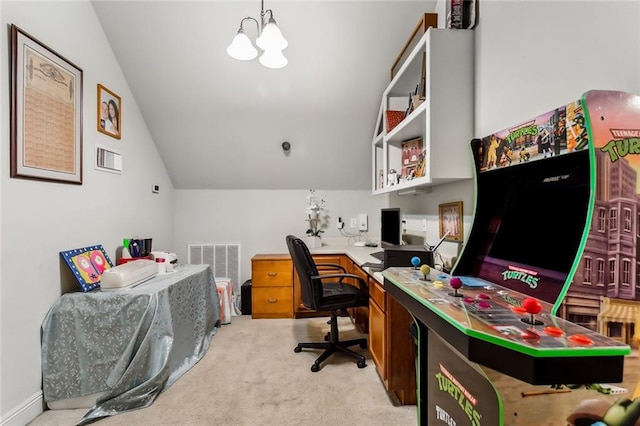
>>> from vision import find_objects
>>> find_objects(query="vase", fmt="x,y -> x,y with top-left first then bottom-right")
305,236 -> 322,249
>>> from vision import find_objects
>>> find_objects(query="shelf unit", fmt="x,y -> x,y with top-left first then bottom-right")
372,28 -> 475,195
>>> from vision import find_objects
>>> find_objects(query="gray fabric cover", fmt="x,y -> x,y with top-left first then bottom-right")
41,264 -> 220,424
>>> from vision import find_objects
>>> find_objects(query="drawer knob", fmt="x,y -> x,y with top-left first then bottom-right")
267,272 -> 278,277
268,299 -> 278,303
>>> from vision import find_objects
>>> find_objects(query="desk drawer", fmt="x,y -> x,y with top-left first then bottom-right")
370,281 -> 386,312
252,287 -> 293,318
252,260 -> 292,287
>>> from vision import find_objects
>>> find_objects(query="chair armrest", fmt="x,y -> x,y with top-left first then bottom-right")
315,263 -> 347,273
312,273 -> 367,290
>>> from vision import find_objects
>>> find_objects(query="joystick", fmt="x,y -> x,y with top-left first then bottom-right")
449,277 -> 463,297
419,264 -> 431,281
520,297 -> 544,326
411,256 -> 421,269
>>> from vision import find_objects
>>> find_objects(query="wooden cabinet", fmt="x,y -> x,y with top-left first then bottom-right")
369,280 -> 387,381
372,28 -> 474,195
251,254 -> 293,319
251,251 -> 415,405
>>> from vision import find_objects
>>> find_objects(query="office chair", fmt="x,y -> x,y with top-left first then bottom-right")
286,235 -> 369,372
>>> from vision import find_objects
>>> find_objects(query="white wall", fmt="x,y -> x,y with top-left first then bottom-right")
474,0 -> 640,135
0,1 -> 174,424
173,189 -> 390,284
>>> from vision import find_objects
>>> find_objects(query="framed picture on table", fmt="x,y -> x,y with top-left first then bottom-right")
439,201 -> 463,242
10,24 -> 83,184
97,84 -> 121,139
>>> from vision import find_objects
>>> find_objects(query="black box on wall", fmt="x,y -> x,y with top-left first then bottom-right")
241,280 -> 252,315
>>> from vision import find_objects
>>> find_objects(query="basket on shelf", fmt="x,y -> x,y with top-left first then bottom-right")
386,110 -> 405,132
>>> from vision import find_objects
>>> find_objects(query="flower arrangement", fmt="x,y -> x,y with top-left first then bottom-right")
305,189 -> 327,238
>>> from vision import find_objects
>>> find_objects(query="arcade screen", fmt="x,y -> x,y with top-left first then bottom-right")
454,149 -> 591,304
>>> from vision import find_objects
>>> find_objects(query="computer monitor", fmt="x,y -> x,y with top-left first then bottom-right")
380,208 -> 402,248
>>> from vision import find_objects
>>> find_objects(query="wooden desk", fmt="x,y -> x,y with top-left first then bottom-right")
251,247 -> 416,405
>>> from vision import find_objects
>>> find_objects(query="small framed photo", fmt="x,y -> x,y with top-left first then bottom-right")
10,25 -> 83,184
97,84 -> 121,139
439,201 -> 463,242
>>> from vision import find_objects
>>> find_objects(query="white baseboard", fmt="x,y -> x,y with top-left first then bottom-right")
1,391 -> 43,426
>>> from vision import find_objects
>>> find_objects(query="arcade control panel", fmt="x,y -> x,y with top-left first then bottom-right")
382,266 -> 630,385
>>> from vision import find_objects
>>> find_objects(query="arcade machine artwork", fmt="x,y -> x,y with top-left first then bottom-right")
382,90 -> 640,426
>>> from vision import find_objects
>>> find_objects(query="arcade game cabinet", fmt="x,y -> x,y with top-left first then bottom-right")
383,90 -> 640,425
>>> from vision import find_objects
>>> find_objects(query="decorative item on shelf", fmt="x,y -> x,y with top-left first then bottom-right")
226,0 -> 288,69
386,110 -> 405,132
447,0 -> 478,30
390,13 -> 438,80
387,168 -> 399,186
400,137 -> 424,181
305,189 -> 327,247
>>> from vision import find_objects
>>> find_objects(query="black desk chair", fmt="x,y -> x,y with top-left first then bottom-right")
286,235 -> 369,372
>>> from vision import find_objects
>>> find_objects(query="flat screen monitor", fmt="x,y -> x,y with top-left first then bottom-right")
381,208 -> 401,248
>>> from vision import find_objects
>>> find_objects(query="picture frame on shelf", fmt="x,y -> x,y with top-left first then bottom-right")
97,84 -> 121,139
10,24 -> 83,184
400,137 -> 424,181
439,201 -> 463,242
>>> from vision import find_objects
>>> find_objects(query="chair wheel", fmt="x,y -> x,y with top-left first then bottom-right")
311,364 -> 320,372
294,346 -> 302,353
357,359 -> 366,368
324,334 -> 329,341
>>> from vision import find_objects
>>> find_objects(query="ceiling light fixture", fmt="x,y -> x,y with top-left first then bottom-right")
226,0 -> 288,69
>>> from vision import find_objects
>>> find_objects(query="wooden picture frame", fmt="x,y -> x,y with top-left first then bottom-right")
439,201 -> 463,242
97,84 -> 121,139
10,24 -> 83,184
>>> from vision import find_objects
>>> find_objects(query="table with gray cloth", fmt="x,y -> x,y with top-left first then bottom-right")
41,264 -> 220,424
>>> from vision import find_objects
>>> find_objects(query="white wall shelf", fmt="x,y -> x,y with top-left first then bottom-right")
372,28 -> 475,195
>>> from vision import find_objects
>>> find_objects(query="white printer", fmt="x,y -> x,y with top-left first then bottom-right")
100,259 -> 157,290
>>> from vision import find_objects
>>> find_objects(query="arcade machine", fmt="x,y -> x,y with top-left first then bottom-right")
383,90 -> 640,425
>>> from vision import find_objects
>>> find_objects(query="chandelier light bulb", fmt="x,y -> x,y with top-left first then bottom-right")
226,29 -> 258,61
259,48 -> 288,69
256,17 -> 288,51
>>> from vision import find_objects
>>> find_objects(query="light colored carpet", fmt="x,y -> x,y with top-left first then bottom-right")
29,315 -> 418,426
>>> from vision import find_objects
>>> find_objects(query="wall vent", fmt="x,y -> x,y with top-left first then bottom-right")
187,243 -> 240,291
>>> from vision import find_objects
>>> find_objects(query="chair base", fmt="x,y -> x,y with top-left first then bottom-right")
294,311 -> 367,372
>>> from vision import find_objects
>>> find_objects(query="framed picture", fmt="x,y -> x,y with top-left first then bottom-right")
60,245 -> 114,292
439,201 -> 463,242
97,84 -> 121,139
10,24 -> 83,184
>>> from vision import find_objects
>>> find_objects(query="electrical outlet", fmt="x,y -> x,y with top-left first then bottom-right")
358,213 -> 368,231
337,217 -> 344,229
421,219 -> 427,232
350,218 -> 357,228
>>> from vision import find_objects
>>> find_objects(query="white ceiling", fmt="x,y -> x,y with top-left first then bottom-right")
91,1 -> 437,190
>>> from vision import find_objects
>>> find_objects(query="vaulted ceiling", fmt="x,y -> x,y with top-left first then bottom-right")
92,1 -> 436,190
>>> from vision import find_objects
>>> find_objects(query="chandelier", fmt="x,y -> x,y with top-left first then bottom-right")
226,0 -> 288,69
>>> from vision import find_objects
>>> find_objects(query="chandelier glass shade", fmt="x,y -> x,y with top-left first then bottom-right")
227,1 -> 288,69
